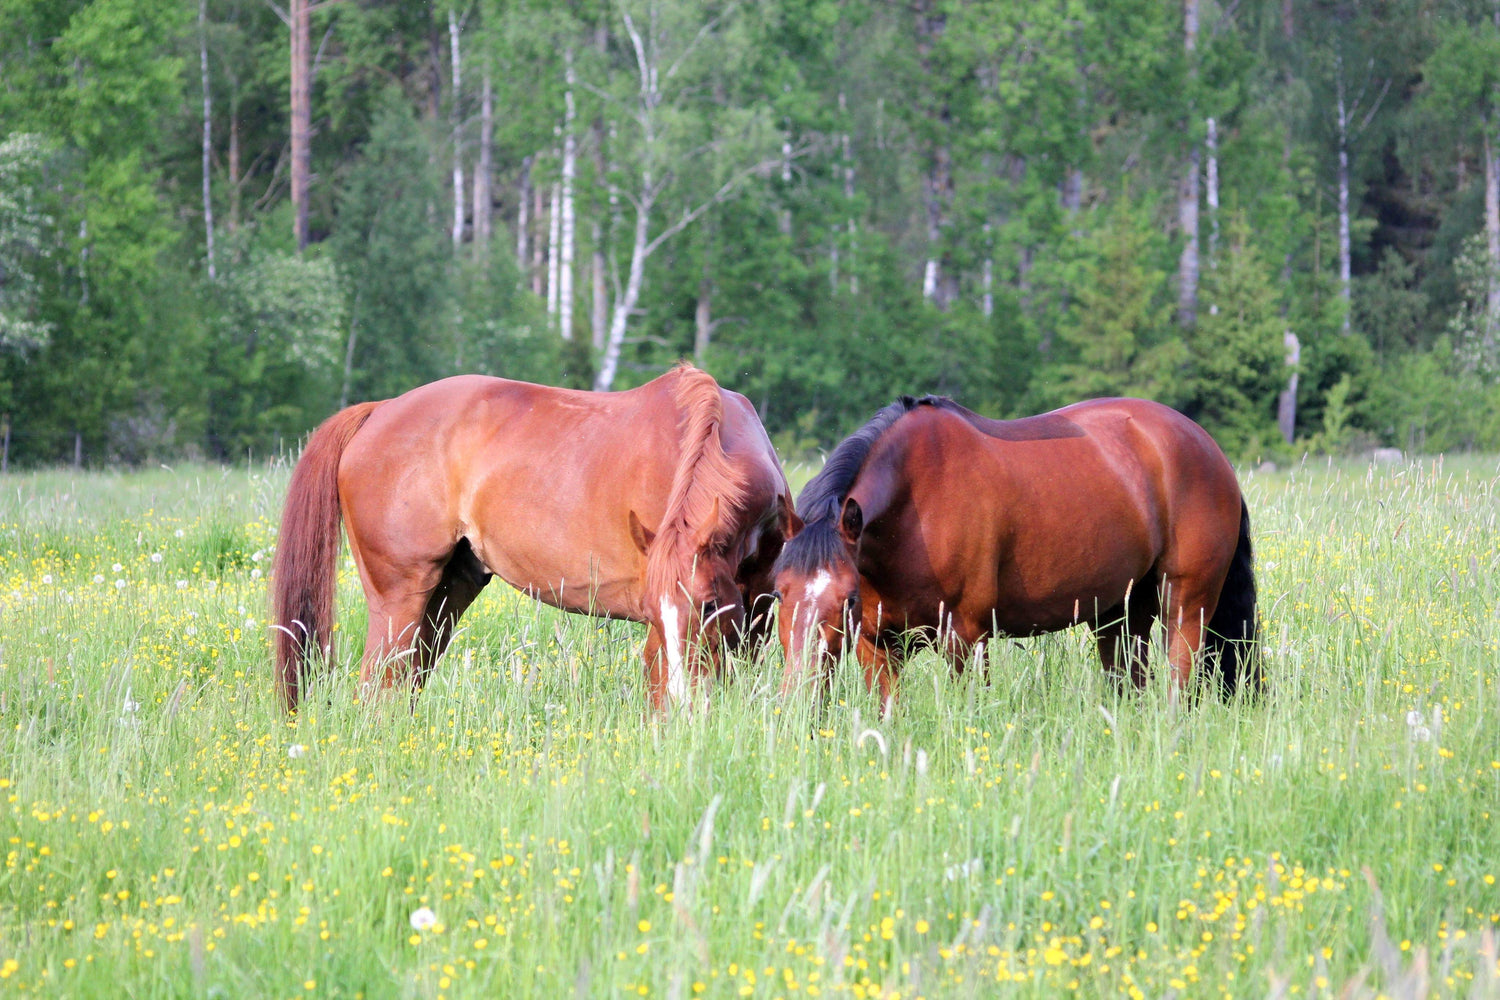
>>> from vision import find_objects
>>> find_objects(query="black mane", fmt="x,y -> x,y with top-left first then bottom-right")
774,395 -> 949,575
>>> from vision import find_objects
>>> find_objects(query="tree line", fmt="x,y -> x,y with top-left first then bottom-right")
2,0 -> 1499,467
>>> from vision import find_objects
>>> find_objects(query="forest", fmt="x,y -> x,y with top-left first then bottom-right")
1,0 -> 1498,466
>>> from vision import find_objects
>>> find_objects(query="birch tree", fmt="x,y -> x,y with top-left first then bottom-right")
590,0 -> 791,392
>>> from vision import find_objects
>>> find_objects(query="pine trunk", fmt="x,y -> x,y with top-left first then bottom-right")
1337,75 -> 1352,334
290,0 -> 310,252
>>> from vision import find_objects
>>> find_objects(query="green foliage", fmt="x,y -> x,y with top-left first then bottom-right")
1048,198 -> 1180,407
1184,214 -> 1287,457
205,235 -> 347,459
0,132 -> 55,355
0,0 -> 1497,462
331,90 -> 452,403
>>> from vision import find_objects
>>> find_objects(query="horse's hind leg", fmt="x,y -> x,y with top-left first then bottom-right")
1095,582 -> 1158,691
1158,573 -> 1220,698
411,542 -> 491,695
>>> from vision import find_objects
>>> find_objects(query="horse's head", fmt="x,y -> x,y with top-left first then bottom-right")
633,507 -> 747,703
773,497 -> 865,693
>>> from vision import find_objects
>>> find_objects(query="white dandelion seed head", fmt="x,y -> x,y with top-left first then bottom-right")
410,906 -> 437,931
150,552 -> 163,563
250,568 -> 263,581
121,688 -> 139,715
41,573 -> 52,585
251,550 -> 264,563
176,580 -> 188,590
1406,710 -> 1424,728
93,574 -> 104,584
174,529 -> 185,538
114,579 -> 126,590
1411,726 -> 1432,743
287,743 -> 307,759
112,563 -> 123,573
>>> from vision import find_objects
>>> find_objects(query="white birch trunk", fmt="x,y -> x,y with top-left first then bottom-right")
1486,129 -> 1499,336
982,222 -> 993,319
1176,0 -> 1200,328
559,53 -> 577,341
595,194 -> 652,392
1206,116 -> 1220,268
472,68 -> 493,256
1278,330 -> 1300,443
449,10 -> 464,249
842,94 -> 857,295
517,155 -> 531,278
200,0 -> 216,280
547,178 -> 560,321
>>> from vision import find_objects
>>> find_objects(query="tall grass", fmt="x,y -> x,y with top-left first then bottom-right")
1,456 -> 1497,997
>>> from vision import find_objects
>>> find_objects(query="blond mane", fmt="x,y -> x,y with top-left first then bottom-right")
643,364 -> 748,606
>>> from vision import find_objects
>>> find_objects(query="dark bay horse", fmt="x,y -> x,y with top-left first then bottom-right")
272,364 -> 794,712
773,395 -> 1258,712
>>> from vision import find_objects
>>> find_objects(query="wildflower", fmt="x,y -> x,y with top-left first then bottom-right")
410,907 -> 437,931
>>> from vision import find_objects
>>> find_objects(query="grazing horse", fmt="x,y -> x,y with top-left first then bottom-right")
773,395 -> 1258,711
272,364 -> 794,712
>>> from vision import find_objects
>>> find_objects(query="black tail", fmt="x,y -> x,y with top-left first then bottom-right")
1204,497 -> 1261,698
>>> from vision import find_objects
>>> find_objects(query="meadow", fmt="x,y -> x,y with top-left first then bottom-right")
1,456 -> 1498,998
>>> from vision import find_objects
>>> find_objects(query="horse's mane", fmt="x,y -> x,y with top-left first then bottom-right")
644,364 -> 748,605
774,395 -> 947,575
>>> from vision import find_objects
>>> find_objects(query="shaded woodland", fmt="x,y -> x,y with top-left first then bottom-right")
2,0 -> 1498,464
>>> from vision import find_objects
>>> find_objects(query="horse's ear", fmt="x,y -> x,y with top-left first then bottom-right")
839,498 -> 864,544
780,496 -> 804,540
629,511 -> 656,555
693,496 -> 722,548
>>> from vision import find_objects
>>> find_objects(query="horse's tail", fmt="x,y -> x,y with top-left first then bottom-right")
1204,496 -> 1261,698
271,401 -> 382,711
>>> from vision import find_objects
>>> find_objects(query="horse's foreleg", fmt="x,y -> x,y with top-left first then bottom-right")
641,624 -> 677,715
1095,594 -> 1155,691
856,634 -> 899,719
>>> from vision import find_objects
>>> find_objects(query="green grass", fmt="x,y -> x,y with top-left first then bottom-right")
1,456 -> 1498,998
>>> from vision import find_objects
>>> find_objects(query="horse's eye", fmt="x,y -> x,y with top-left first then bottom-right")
844,595 -> 857,611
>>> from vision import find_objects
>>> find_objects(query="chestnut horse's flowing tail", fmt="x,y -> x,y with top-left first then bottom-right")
272,401 -> 382,710
1204,497 -> 1260,697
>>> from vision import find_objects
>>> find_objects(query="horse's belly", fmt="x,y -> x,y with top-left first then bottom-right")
472,534 -> 643,620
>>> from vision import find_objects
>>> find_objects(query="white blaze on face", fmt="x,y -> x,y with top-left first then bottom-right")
660,594 -> 687,703
805,570 -> 833,603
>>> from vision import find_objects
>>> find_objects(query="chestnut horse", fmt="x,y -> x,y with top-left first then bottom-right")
773,395 -> 1258,711
272,364 -> 794,712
